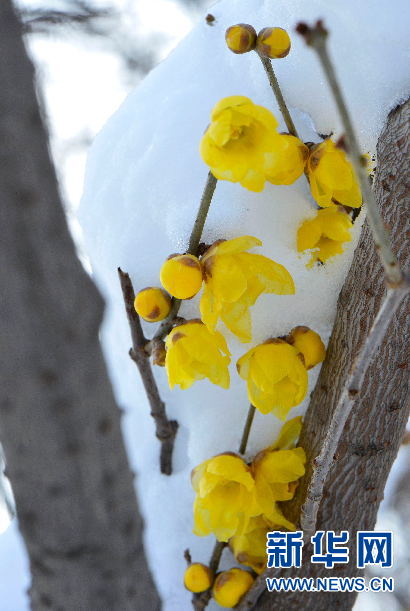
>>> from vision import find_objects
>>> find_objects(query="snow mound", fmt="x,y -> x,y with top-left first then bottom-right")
78,1 -> 409,608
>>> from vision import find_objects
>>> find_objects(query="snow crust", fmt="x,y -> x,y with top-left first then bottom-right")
78,1 -> 409,608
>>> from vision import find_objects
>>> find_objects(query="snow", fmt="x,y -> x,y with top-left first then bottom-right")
3,0 -> 407,609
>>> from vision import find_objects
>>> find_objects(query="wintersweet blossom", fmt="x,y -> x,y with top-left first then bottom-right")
265,134 -> 308,185
192,420 -> 306,544
200,96 -> 286,192
230,418 -> 305,573
256,27 -> 291,59
287,326 -> 326,370
184,563 -> 213,593
134,287 -> 171,322
160,253 -> 203,300
212,568 -> 254,608
192,453 -> 261,542
165,320 -> 230,390
297,206 -> 353,266
307,139 -> 362,208
237,339 -> 308,419
252,446 -> 306,513
200,236 -> 294,343
230,513 -> 291,574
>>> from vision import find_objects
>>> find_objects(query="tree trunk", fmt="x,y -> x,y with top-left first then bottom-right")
0,2 -> 160,609
239,100 -> 409,610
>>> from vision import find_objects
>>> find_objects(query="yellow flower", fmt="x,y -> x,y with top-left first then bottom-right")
252,446 -> 306,515
266,134 -> 308,185
200,236 -> 295,343
230,513 -> 292,574
200,96 -> 281,192
307,139 -> 362,208
192,421 -> 306,548
133,287 -> 171,322
165,321 -> 230,390
184,563 -> 213,593
237,339 -> 308,418
256,27 -> 291,59
191,453 -> 260,542
287,326 -> 326,369
297,206 -> 353,266
212,568 -> 254,608
160,253 -> 203,300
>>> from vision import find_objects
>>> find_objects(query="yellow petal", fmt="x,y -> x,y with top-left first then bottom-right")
254,449 -> 306,484
221,301 -> 252,343
207,455 -> 255,490
207,236 -> 262,258
239,253 -> 295,295
199,284 -> 219,331
271,416 -> 303,450
297,217 -> 322,251
211,255 -> 248,303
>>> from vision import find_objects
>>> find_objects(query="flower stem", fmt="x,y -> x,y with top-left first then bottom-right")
188,171 -> 218,255
192,542 -> 227,610
154,172 -> 217,341
239,404 -> 256,455
297,22 -> 402,286
257,53 -> 299,138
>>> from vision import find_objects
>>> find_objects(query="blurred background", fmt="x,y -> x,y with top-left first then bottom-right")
0,1 -> 409,609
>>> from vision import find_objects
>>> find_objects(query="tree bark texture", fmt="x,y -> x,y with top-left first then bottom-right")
0,2 -> 160,609
239,100 -> 409,610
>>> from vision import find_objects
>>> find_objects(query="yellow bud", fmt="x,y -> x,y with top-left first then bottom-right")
225,24 -> 257,54
160,254 -> 203,300
287,326 -> 326,370
212,568 -> 254,608
134,287 -> 171,322
184,563 -> 213,593
256,27 -> 291,59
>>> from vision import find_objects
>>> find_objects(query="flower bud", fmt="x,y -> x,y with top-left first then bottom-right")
212,568 -> 254,608
287,326 -> 326,369
160,254 -> 203,300
151,339 -> 166,367
184,563 -> 213,593
225,24 -> 257,54
256,27 -> 291,58
134,287 -> 171,322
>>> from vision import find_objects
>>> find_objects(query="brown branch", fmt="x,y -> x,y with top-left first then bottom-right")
118,268 -> 178,475
0,1 -> 160,606
238,98 -> 410,611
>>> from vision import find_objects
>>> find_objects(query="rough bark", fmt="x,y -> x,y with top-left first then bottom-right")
239,100 -> 409,610
0,2 -> 160,609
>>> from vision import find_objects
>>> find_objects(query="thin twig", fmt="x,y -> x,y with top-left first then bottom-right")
297,21 -> 402,286
239,405 -> 256,455
294,20 -> 410,537
257,54 -> 299,138
154,171 -> 218,341
192,542 -> 227,611
118,268 -> 178,475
